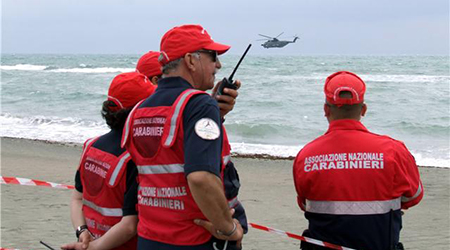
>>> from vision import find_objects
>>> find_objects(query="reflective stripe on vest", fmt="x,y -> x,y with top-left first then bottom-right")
83,199 -> 123,217
228,197 -> 239,208
305,197 -> 401,215
79,137 -> 97,166
121,99 -> 145,148
401,183 -> 422,202
164,89 -> 199,147
223,155 -> 231,166
137,164 -> 184,174
108,153 -> 131,186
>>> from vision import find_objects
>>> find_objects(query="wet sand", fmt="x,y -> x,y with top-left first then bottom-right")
1,137 -> 449,249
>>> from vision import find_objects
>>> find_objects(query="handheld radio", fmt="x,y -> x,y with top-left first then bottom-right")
40,241 -> 57,250
214,44 -> 252,97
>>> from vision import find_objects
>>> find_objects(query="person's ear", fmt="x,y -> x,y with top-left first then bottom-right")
361,103 -> 367,116
183,53 -> 197,72
324,103 -> 331,117
150,76 -> 159,85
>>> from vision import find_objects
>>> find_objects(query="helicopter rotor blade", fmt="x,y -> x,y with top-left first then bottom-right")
275,32 -> 284,38
256,39 -> 269,41
258,34 -> 273,39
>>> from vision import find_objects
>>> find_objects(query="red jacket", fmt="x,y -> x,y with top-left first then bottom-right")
293,119 -> 423,250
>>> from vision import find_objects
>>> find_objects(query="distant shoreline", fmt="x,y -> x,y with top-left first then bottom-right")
2,136 -> 447,169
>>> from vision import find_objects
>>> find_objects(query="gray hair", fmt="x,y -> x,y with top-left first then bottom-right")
162,58 -> 182,75
161,53 -> 200,75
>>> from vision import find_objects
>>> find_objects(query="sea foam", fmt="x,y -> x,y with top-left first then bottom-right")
2,64 -> 448,84
2,55 -> 449,169
269,74 -> 449,84
0,64 -> 134,74
0,64 -> 48,71
1,113 -> 447,168
0,113 -> 107,145
49,67 -> 134,73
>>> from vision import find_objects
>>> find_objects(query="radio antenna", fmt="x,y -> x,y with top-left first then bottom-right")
229,44 -> 252,82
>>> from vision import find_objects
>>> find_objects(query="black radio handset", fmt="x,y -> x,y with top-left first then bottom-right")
215,44 -> 252,97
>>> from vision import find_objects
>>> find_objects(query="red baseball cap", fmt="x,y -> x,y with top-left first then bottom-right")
136,51 -> 163,78
159,24 -> 230,65
107,72 -> 155,111
324,71 -> 366,106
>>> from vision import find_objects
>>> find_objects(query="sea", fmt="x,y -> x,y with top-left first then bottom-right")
1,54 -> 449,168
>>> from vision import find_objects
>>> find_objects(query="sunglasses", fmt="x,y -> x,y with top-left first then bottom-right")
197,50 -> 218,62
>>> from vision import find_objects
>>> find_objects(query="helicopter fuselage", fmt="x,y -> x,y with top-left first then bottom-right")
260,37 -> 298,49
261,41 -> 290,48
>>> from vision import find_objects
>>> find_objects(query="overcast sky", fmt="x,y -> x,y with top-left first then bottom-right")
2,0 -> 449,55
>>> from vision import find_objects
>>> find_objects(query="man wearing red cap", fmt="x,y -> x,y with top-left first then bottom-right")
61,72 -> 154,250
122,24 -> 245,250
293,71 -> 423,250
136,50 -> 239,117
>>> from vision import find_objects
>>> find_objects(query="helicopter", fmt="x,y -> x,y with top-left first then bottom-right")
258,32 -> 299,48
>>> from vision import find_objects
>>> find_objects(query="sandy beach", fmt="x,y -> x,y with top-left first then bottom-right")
1,137 -> 449,249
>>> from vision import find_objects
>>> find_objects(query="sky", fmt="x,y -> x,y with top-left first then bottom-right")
2,0 -> 449,55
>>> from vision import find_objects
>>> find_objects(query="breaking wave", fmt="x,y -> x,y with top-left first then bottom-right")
1,64 -> 134,73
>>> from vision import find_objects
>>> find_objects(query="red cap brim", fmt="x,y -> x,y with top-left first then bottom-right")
203,42 -> 231,55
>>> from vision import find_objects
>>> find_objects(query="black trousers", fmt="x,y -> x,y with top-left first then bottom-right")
300,238 -> 404,250
300,241 -> 330,250
138,236 -> 241,250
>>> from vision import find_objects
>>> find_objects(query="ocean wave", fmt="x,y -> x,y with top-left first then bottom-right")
270,74 -> 449,84
230,142 -> 449,167
360,74 -> 450,83
49,67 -> 135,73
1,113 -> 448,168
44,66 -> 59,70
0,64 -> 134,74
411,152 -> 450,168
0,64 -> 48,71
0,113 -> 107,144
230,142 -> 302,159
1,64 -> 448,82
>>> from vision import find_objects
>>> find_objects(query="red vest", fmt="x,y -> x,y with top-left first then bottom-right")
122,89 -> 235,246
79,137 -> 137,250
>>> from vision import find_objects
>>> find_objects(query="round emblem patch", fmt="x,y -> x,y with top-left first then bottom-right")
195,118 -> 220,140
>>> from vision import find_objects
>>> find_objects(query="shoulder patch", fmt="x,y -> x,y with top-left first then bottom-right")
195,118 -> 220,140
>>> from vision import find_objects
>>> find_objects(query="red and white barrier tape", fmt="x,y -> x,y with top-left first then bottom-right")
0,176 -> 74,190
0,248 -> 21,250
248,223 -> 355,249
1,177 -> 354,249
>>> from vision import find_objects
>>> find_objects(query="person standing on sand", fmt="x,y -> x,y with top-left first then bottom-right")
61,72 -> 153,250
293,71 -> 423,250
122,24 -> 246,250
61,47 -> 241,250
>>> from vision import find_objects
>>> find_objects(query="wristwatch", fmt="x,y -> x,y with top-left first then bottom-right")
76,225 -> 89,239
